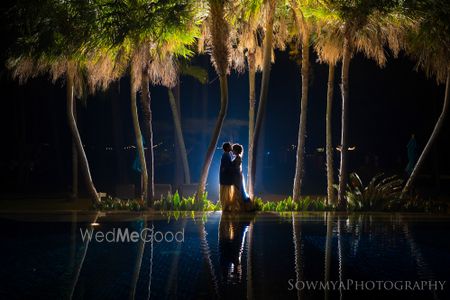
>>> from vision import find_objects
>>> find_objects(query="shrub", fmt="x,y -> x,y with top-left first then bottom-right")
345,173 -> 403,211
93,195 -> 145,211
153,191 -> 221,211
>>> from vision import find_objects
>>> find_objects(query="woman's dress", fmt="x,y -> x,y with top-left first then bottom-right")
231,156 -> 251,210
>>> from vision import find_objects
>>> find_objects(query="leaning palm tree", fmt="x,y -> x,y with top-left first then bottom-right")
196,0 -> 232,200
168,64 -> 209,185
7,0 -> 101,204
250,0 -> 278,198
401,0 -> 450,197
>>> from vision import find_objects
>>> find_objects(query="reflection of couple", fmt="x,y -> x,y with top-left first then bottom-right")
219,142 -> 252,212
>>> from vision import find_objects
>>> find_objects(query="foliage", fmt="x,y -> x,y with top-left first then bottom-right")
153,191 -> 221,211
345,172 -> 404,211
253,196 -> 331,212
404,0 -> 450,83
93,195 -> 145,211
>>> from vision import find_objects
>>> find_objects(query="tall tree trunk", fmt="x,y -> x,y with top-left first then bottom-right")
197,74 -> 228,199
71,97 -> 78,199
247,51 -> 256,198
326,64 -> 335,205
66,75 -> 100,204
139,75 -> 154,205
111,81 -> 127,184
402,70 -> 449,197
337,38 -> 351,209
173,82 -> 184,187
168,88 -> 191,184
130,75 -> 148,202
251,0 -> 276,197
293,37 -> 310,202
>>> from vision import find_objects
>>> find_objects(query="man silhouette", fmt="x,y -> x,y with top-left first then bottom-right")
219,142 -> 234,211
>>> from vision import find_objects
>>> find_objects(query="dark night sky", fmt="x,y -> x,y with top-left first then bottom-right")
0,2 -> 448,199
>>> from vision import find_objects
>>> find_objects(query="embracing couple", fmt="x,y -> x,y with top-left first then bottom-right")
219,142 -> 253,212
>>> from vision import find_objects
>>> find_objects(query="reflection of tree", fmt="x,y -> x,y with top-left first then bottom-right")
337,216 -> 343,300
69,212 -> 100,299
324,212 -> 333,300
164,219 -> 188,297
147,221 -> 154,300
129,216 -> 147,300
247,220 -> 254,300
292,213 -> 302,300
199,216 -> 219,298
400,217 -> 438,300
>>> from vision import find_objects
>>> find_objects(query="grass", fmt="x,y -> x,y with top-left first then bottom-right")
153,191 -> 221,212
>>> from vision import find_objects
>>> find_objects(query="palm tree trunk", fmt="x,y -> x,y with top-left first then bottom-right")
66,75 -> 100,204
168,88 -> 191,184
402,69 -> 449,197
293,37 -> 310,202
131,75 -> 148,202
139,75 -> 154,204
111,81 -> 127,184
247,51 -> 256,198
326,64 -> 335,205
337,38 -> 351,209
251,0 -> 276,197
71,98 -> 78,199
197,74 -> 228,199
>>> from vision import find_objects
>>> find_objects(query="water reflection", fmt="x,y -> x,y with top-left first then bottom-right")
1,212 -> 448,299
218,213 -> 255,298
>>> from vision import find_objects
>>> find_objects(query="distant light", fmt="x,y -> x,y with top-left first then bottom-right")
336,146 -> 357,152
266,151 -> 271,155
91,222 -> 100,226
316,148 -> 325,153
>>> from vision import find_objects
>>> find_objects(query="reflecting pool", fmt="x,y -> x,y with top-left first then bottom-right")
1,212 -> 449,299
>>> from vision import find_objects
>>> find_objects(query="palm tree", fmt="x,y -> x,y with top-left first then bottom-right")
289,0 -> 320,202
90,0 -> 201,204
7,0 -> 101,204
326,64 -> 336,205
168,64 -> 209,185
402,0 -> 450,197
316,0 -> 411,208
250,0 -> 278,198
196,0 -> 231,200
230,0 -> 289,198
229,0 -> 265,198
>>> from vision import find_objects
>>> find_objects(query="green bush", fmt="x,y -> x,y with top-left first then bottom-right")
345,173 -> 403,211
253,196 -> 330,212
153,191 -> 221,211
93,195 -> 145,211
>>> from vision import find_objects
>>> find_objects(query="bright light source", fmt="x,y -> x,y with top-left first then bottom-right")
91,222 -> 100,226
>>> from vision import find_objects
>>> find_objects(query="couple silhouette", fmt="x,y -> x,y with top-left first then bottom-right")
219,142 -> 252,212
